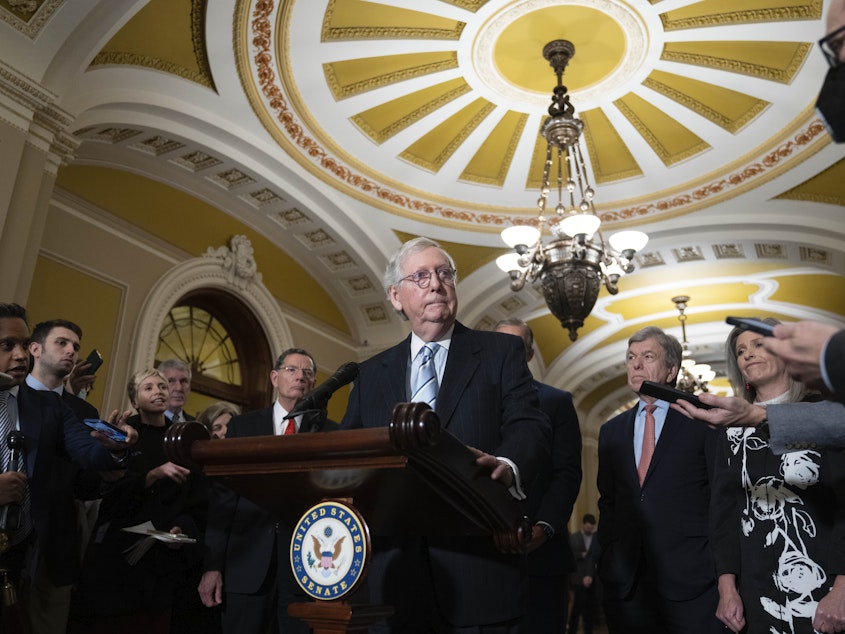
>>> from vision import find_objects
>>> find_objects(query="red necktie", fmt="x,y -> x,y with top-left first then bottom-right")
284,420 -> 296,435
638,404 -> 656,485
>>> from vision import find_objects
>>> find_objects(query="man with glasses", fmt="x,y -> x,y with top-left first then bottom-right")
817,0 -> 845,141
341,237 -> 551,633
199,349 -> 318,634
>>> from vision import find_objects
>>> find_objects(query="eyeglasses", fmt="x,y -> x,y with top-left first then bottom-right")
277,365 -> 315,380
399,267 -> 457,288
819,24 -> 845,68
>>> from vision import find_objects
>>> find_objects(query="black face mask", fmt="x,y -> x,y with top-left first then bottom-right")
816,64 -> 845,143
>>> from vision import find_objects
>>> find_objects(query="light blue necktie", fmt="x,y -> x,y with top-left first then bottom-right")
411,343 -> 439,409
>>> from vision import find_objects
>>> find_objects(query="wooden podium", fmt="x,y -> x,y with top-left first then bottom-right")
164,403 -> 528,633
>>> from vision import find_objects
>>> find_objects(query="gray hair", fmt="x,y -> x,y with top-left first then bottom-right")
494,318 -> 533,351
725,317 -> 807,403
382,237 -> 457,319
628,326 -> 682,385
157,358 -> 192,381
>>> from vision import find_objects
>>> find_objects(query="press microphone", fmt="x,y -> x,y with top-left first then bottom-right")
283,362 -> 359,425
0,432 -> 25,531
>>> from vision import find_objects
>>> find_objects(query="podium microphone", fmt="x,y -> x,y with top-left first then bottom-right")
284,362 -> 359,430
0,432 -> 25,531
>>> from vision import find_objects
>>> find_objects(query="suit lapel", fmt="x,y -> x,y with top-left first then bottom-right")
621,406 -> 640,484
436,323 -> 478,430
379,337 -> 411,421
642,406 -> 682,484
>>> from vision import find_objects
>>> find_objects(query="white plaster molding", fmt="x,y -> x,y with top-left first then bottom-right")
130,235 -> 292,372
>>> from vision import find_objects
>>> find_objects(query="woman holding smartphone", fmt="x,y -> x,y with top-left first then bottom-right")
712,318 -> 845,633
69,369 -> 209,634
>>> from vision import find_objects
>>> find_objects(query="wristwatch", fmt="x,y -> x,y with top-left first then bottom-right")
538,522 -> 555,541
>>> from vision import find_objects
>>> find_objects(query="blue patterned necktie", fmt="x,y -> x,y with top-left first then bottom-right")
411,343 -> 439,410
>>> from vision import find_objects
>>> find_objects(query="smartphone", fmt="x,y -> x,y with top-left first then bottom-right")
0,372 -> 12,388
83,418 -> 128,443
639,380 -> 712,409
725,317 -> 776,337
83,349 -> 104,374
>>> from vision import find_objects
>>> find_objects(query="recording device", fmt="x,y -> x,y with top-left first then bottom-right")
0,432 -> 26,532
83,418 -> 129,443
0,373 -> 12,389
284,362 -> 360,431
83,349 -> 104,374
725,316 -> 776,337
639,380 -> 712,410
816,64 -> 845,144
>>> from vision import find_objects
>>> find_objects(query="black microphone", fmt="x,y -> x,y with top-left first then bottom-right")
284,362 -> 359,423
0,432 -> 25,532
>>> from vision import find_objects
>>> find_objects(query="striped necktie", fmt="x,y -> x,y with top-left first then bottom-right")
0,391 -> 31,544
411,343 -> 439,410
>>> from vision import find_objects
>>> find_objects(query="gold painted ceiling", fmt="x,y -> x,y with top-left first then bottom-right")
4,0 -> 845,434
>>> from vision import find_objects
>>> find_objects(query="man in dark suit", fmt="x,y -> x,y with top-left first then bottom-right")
341,237 -> 551,633
0,303 -> 136,632
568,513 -> 599,634
158,358 -> 196,422
597,326 -> 721,634
494,318 -> 582,634
199,348 -> 317,634
25,318 -> 101,633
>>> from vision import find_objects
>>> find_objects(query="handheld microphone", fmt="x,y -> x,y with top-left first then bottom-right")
0,432 -> 25,532
284,361 -> 359,423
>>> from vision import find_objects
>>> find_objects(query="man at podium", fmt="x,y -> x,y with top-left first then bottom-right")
341,237 -> 551,633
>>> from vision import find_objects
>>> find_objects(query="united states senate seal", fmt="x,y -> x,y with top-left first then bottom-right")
290,499 -> 370,600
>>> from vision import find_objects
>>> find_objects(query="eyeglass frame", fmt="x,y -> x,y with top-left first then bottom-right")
276,365 -> 316,380
398,267 -> 457,289
819,24 -> 845,68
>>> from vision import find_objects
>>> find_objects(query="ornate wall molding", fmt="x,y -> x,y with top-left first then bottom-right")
129,235 -> 291,374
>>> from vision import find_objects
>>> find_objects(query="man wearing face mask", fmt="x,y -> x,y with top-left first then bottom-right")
816,0 -> 845,141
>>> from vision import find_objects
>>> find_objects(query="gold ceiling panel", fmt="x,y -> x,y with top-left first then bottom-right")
90,0 -> 214,90
775,157 -> 845,207
614,93 -> 710,166
399,98 -> 495,172
350,78 -> 471,145
321,0 -> 464,41
644,70 -> 768,134
323,51 -> 458,100
769,275 -> 845,315
459,111 -> 528,187
581,109 -> 643,184
660,0 -> 821,31
662,41 -> 811,84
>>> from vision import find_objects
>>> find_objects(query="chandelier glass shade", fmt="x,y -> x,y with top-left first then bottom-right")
498,40 -> 648,341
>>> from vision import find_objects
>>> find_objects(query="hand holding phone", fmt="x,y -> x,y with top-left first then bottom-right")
84,418 -> 128,443
639,380 -> 712,409
726,317 -> 775,337
82,349 -> 104,374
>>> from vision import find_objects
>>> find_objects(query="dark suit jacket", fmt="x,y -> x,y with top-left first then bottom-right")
204,406 -> 278,595
526,381 -> 581,577
569,530 -> 599,584
825,329 -> 845,403
16,385 -> 118,585
340,322 -> 551,626
597,402 -> 718,602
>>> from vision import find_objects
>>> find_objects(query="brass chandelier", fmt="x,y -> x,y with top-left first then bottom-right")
498,40 -> 648,341
672,295 -> 715,394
